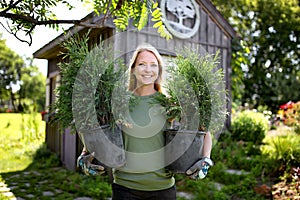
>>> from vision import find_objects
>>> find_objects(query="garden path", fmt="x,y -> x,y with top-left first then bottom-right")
0,168 -> 194,200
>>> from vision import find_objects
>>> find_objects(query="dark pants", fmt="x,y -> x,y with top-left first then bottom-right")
112,183 -> 176,200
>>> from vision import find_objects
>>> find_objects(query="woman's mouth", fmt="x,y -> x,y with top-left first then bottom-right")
142,75 -> 152,78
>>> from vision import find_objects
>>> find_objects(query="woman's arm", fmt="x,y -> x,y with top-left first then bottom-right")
185,131 -> 213,179
202,132 -> 212,158
81,146 -> 88,155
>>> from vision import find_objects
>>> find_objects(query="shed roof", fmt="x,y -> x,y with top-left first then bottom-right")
33,0 -> 236,59
33,13 -> 111,59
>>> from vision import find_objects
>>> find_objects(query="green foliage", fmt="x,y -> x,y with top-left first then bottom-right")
176,161 -> 267,199
157,49 -> 227,132
261,134 -> 300,166
19,65 -> 46,112
0,38 -> 44,112
2,162 -> 112,199
230,39 -> 249,102
151,2 -> 172,40
0,38 -> 25,111
72,45 -> 126,130
52,32 -> 89,131
0,112 -> 112,199
0,0 -> 68,44
212,132 -> 272,173
211,0 -> 300,112
221,176 -> 265,200
20,112 -> 44,142
294,123 -> 300,135
0,113 -> 45,173
92,0 -> 172,40
175,174 -> 224,200
231,110 -> 269,144
29,143 -> 61,169
54,32 -> 127,131
1,0 -> 172,45
74,176 -> 111,199
209,131 -> 287,199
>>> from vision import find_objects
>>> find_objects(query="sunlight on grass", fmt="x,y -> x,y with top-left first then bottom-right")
262,127 -> 300,163
0,113 -> 45,173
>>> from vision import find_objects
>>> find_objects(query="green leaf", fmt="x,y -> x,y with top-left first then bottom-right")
152,2 -> 158,9
153,20 -> 163,28
137,2 -> 149,30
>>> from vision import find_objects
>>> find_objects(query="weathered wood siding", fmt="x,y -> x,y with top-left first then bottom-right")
46,59 -> 61,155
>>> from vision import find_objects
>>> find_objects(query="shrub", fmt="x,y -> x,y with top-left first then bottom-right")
29,144 -> 61,169
53,32 -> 126,131
261,134 -> 300,166
231,110 -> 269,144
156,49 -> 227,132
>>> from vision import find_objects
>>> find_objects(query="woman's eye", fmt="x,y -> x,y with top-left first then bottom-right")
138,63 -> 146,67
151,64 -> 158,68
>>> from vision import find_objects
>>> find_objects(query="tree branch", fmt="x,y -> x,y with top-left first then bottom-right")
103,0 -> 113,22
0,12 -> 110,28
0,12 -> 107,45
1,0 -> 23,13
0,12 -> 85,25
0,21 -> 33,45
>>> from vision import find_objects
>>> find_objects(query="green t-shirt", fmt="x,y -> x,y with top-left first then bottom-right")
113,92 -> 175,191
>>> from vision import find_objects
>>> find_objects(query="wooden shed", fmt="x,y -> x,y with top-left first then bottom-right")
34,0 -> 236,170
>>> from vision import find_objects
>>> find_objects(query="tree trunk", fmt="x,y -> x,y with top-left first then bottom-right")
10,90 -> 16,111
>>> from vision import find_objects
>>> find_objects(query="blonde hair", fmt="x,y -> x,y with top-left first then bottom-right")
128,43 -> 164,92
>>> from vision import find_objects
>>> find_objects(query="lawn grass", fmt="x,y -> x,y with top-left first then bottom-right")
0,113 -> 45,173
0,113 -> 112,199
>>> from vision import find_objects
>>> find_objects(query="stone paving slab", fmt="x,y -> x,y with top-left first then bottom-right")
1,172 -> 200,200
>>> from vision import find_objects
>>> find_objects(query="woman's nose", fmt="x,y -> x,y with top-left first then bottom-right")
144,65 -> 151,72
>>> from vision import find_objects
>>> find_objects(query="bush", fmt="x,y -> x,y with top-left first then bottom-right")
156,49 -> 227,133
261,134 -> 300,166
231,110 -> 269,144
29,144 -> 61,169
53,32 -> 126,131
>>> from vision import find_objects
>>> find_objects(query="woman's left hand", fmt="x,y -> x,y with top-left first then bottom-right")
185,157 -> 214,180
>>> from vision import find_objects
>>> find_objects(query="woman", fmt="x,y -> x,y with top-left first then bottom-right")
77,43 -> 213,199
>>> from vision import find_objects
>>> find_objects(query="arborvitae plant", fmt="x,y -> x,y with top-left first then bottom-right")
53,32 -> 127,132
157,48 -> 228,133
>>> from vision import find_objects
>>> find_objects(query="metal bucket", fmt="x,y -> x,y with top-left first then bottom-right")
79,125 -> 125,168
164,129 -> 205,174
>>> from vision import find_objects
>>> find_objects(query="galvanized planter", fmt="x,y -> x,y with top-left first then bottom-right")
79,125 -> 125,168
164,129 -> 206,174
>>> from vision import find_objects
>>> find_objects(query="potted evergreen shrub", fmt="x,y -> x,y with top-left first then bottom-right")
53,33 -> 127,168
156,48 -> 228,173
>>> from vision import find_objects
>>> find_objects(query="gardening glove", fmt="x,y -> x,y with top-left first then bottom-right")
77,152 -> 105,176
170,119 -> 181,130
186,157 -> 214,180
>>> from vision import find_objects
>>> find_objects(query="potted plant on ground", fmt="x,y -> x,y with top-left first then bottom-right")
156,48 -> 228,173
53,33 -> 127,168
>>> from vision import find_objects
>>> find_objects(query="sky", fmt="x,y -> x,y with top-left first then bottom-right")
0,1 -> 92,76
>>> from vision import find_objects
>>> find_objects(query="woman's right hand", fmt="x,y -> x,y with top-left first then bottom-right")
77,152 -> 106,176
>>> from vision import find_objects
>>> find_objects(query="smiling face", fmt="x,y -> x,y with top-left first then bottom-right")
132,50 -> 160,88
